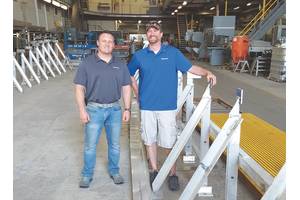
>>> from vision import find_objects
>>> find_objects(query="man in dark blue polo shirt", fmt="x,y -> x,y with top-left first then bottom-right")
128,21 -> 216,191
74,31 -> 132,188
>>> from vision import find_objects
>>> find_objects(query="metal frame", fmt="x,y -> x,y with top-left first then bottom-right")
152,81 -> 244,200
179,99 -> 242,199
233,60 -> 250,73
13,56 -> 32,88
35,44 -> 56,78
54,40 -> 73,70
260,163 -> 286,200
46,41 -> 66,73
41,42 -> 62,75
20,51 -> 40,84
152,83 -> 212,192
28,47 -> 48,80
13,34 -> 70,93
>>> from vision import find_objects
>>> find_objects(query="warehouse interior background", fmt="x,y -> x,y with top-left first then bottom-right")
0,0 -> 299,199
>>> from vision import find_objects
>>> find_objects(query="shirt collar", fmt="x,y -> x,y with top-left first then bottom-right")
146,44 -> 167,54
94,51 -> 115,64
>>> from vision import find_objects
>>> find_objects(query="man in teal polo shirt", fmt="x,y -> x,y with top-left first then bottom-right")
128,21 -> 216,191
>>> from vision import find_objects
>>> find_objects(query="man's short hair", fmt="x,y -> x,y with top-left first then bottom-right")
97,31 -> 115,41
146,21 -> 162,32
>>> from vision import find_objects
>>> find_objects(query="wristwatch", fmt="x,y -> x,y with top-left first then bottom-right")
124,108 -> 131,112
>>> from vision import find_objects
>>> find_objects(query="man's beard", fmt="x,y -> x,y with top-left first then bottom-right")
148,36 -> 159,44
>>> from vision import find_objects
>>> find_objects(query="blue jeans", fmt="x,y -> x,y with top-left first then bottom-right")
81,103 -> 122,178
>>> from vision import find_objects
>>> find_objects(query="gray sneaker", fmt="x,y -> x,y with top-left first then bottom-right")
79,176 -> 93,188
110,174 -> 124,184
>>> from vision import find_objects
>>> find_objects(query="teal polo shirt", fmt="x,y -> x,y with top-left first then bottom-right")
128,44 -> 192,110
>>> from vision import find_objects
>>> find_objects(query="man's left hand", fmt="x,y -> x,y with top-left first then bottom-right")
122,110 -> 130,122
207,72 -> 217,86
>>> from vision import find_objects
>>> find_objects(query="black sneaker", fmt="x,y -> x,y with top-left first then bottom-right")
168,175 -> 180,191
149,170 -> 158,188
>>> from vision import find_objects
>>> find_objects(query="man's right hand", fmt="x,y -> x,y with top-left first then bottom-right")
80,110 -> 90,124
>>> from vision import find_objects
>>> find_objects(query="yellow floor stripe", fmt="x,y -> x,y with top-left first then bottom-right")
211,113 -> 286,177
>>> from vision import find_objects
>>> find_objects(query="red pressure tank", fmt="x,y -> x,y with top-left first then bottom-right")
231,36 -> 249,64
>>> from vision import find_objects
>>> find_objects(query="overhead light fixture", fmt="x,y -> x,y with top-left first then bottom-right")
118,20 -> 122,23
178,5 -> 182,9
182,1 -> 187,6
138,20 -> 141,24
61,4 -> 68,10
171,12 -> 175,15
158,20 -> 162,23
247,2 -> 252,6
199,11 -> 210,15
210,6 -> 215,10
234,6 -> 240,10
174,9 -> 178,13
43,0 -> 52,3
52,0 -> 61,7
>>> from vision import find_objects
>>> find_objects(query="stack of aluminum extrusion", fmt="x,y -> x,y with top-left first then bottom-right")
268,47 -> 286,82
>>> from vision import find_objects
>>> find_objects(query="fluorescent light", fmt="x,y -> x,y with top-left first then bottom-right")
247,2 -> 252,6
43,0 -> 52,3
138,20 -> 141,24
182,1 -> 187,6
199,11 -> 210,15
61,4 -> 68,10
158,20 -> 162,23
234,6 -> 240,10
52,0 -> 61,7
118,20 -> 122,23
210,6 -> 215,10
178,5 -> 182,9
171,12 -> 175,15
174,9 -> 178,12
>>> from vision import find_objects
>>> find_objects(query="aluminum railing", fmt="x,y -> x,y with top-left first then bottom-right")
152,80 -> 244,200
13,39 -> 71,93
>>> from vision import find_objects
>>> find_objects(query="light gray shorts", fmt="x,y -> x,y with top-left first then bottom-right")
140,110 -> 178,149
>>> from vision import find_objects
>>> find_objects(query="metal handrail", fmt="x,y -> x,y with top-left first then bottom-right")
239,0 -> 278,36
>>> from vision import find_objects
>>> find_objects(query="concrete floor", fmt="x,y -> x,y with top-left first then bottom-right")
192,61 -> 286,131
14,61 -> 286,200
14,71 -> 131,200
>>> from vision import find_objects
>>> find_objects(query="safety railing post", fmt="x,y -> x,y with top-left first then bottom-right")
152,84 -> 211,192
47,41 -> 66,72
29,46 -> 40,78
179,99 -> 243,200
54,41 -> 72,70
13,52 -> 23,93
17,49 -> 27,84
177,71 -> 183,100
225,88 -> 243,200
183,73 -> 201,163
36,46 -> 56,78
41,42 -> 61,75
260,163 -> 286,200
13,56 -> 32,88
13,76 -> 23,93
20,51 -> 40,84
29,49 -> 48,80
198,81 -> 212,195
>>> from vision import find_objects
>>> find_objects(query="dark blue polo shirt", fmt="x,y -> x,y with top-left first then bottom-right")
128,44 -> 192,110
74,54 -> 131,104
